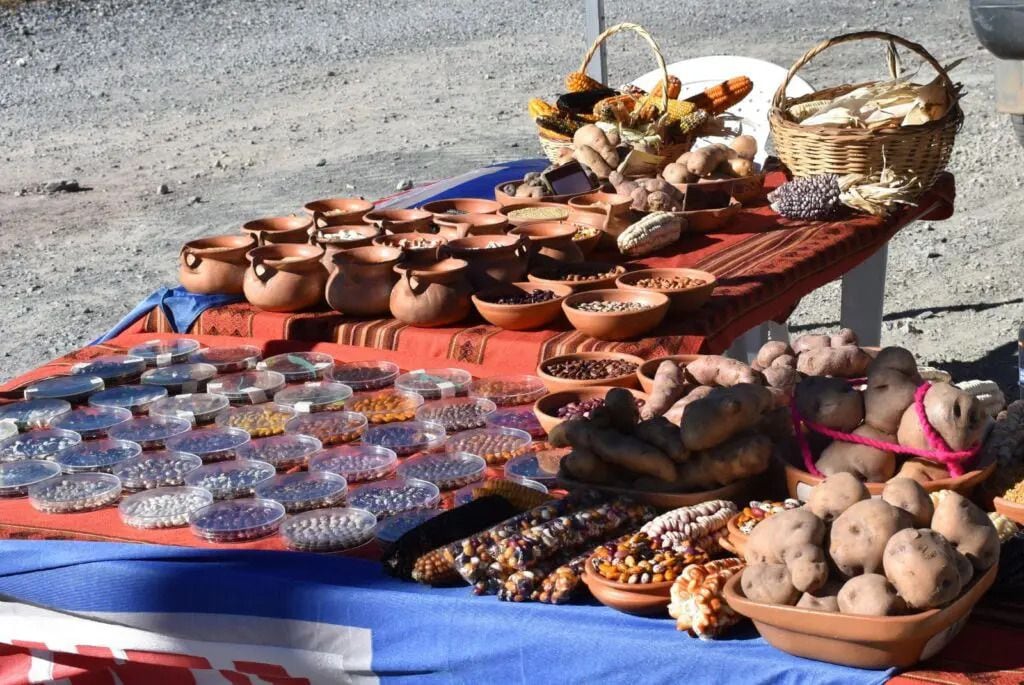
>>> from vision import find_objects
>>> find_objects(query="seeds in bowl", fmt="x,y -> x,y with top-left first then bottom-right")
317,229 -> 369,243
395,237 -> 440,249
632,275 -> 707,290
541,358 -> 638,380
462,241 -> 505,250
571,225 -> 600,241
483,289 -> 557,306
569,300 -> 652,313
556,396 -> 644,420
507,207 -> 568,221
532,264 -> 619,282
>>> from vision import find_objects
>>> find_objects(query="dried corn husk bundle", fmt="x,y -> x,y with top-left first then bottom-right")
838,168 -> 920,216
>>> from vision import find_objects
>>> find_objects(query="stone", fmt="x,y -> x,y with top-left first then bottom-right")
396,179 -> 414,191
157,184 -> 170,195
316,158 -> 326,167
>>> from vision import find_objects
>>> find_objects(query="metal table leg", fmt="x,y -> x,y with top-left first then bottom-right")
840,243 -> 888,347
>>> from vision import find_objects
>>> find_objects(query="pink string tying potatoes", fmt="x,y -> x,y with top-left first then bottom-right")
792,382 -> 981,478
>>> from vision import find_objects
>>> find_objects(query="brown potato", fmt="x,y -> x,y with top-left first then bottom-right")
685,355 -> 762,387
792,333 -> 832,353
830,328 -> 859,347
783,542 -> 830,593
897,382 -> 988,452
680,383 -> 773,451
685,149 -> 716,177
755,341 -> 795,370
883,528 -> 961,609
864,366 -> 920,435
741,563 -> 800,605
562,449 -> 617,484
806,472 -> 870,523
796,578 -> 844,613
643,360 -> 685,420
881,477 -> 934,527
867,346 -> 922,382
837,574 -> 906,616
816,424 -> 896,482
574,144 -> 613,179
661,162 -> 693,185
727,157 -> 755,177
745,508 -> 826,565
730,135 -> 758,161
930,491 -> 1000,571
633,417 -> 688,463
794,376 -> 865,432
829,499 -> 912,577
797,345 -> 873,378
589,427 -> 676,482
676,431 -> 771,490
663,385 -> 714,426
605,387 -> 640,433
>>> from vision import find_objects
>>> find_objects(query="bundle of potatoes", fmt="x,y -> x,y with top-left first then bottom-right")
741,474 -> 999,616
661,136 -> 759,185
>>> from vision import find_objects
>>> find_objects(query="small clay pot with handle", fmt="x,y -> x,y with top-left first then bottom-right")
434,213 -> 509,241
363,209 -> 434,235
511,222 -> 584,269
243,243 -> 327,312
442,234 -> 529,289
390,258 -> 473,327
180,234 -> 257,295
326,245 -> 403,317
373,233 -> 447,266
303,197 -> 374,227
242,216 -> 315,245
568,191 -> 635,247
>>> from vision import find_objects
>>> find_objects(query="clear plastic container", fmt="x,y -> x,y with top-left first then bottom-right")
54,438 -> 142,474
415,397 -> 496,433
374,509 -> 440,545
0,428 -> 81,462
129,338 -> 201,367
148,393 -> 230,425
235,434 -> 322,471
284,411 -> 366,446
119,486 -> 213,529
257,352 -> 334,383
504,452 -> 557,485
308,444 -> 397,483
347,477 -> 440,518
329,360 -> 399,391
453,477 -> 548,506
396,451 -> 485,490
255,471 -> 348,513
28,472 -> 122,513
24,375 -> 105,404
0,420 -> 16,442
485,406 -> 545,438
362,420 -> 446,457
189,498 -> 286,542
0,399 -> 71,431
108,415 -> 191,450
164,426 -> 250,463
280,507 -> 377,552
395,368 -> 472,400
469,375 -> 547,407
273,381 -> 352,413
70,355 -> 146,386
188,345 -> 261,374
88,385 -> 168,415
0,459 -> 61,497
443,427 -> 533,465
184,459 -> 275,499
50,406 -> 132,439
112,450 -> 203,490
141,363 -> 218,395
207,370 -> 287,406
214,403 -> 296,437
347,389 -> 423,425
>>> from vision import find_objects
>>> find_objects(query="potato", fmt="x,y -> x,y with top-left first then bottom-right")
954,550 -> 974,591
633,417 -> 688,463
837,574 -> 906,616
930,491 -> 1000,571
797,345 -> 873,378
755,341 -> 795,370
547,419 -> 590,449
830,499 -> 912,577
605,129 -> 621,147
685,355 -> 761,387
680,383 -> 773,451
783,542 -> 830,593
830,328 -> 859,347
867,346 -> 921,382
744,508 -> 826,565
762,365 -> 798,393
605,387 -> 640,433
897,382 -> 988,452
864,367 -> 920,435
515,183 -> 545,199
881,477 -> 934,527
794,376 -> 865,432
741,563 -> 800,605
758,405 -> 794,442
730,135 -> 757,161
816,424 -> 896,482
674,151 -> 692,166
685,149 -> 717,177
642,360 -> 685,420
589,427 -> 676,482
792,333 -> 831,353
895,457 -> 950,484
806,472 -> 869,523
661,162 -> 693,185
676,431 -> 771,490
727,157 -> 755,177
573,124 -> 614,155
796,578 -> 844,613
574,144 -> 613,179
562,449 -> 617,484
883,528 -> 961,609
663,385 -> 713,426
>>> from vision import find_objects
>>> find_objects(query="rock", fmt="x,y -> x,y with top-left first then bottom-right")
157,184 -> 170,195
927,252 -> 941,259
188,196 -> 202,205
43,179 -> 80,193
316,158 -> 326,167
396,179 -> 414,191
916,310 -> 935,320
15,58 -> 27,68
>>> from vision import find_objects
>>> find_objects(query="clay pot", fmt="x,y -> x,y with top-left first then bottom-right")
241,216 -> 315,245
326,246 -> 402,317
303,197 -> 374,227
561,289 -> 669,341
179,234 -> 258,295
471,282 -> 572,331
433,213 -> 509,240
616,268 -> 718,313
420,198 -> 501,218
532,386 -> 648,436
310,223 -> 382,271
363,209 -> 434,234
390,258 -> 472,328
511,222 -> 584,268
442,234 -> 529,289
582,560 -> 673,616
243,244 -> 327,313
527,262 -> 626,293
537,351 -> 644,393
373,233 -> 447,265
568,191 -> 635,246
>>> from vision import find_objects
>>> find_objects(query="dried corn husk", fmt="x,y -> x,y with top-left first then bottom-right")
838,168 -> 920,216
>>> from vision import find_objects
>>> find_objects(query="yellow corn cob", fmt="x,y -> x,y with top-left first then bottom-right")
685,76 -> 753,114
650,76 -> 682,100
528,98 -> 558,119
593,94 -> 637,122
635,95 -> 696,124
674,109 -> 710,136
564,70 -> 605,93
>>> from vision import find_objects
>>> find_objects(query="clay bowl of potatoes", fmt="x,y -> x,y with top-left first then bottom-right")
616,268 -> 717,313
582,559 -> 674,616
536,351 -> 644,393
532,386 -> 647,436
561,289 -> 669,341
635,354 -> 702,393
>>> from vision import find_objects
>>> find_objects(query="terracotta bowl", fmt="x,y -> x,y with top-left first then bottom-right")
562,289 -> 669,341
494,181 -> 594,207
303,197 -> 374,225
241,215 -> 315,245
571,227 -> 603,257
527,263 -> 626,293
532,386 -> 648,436
616,268 -> 717,313
420,197 -> 501,217
992,497 -> 1024,525
723,565 -> 998,670
363,208 -> 434,234
471,282 -> 572,331
722,513 -> 749,558
536,352 -> 644,393
498,201 -> 571,227
582,560 -> 673,616
663,186 -> 743,234
373,233 -> 447,265
682,167 -> 767,204
557,471 -> 759,510
434,213 -> 509,240
636,354 -> 702,393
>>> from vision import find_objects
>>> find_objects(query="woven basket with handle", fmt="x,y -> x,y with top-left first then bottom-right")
769,31 -> 962,192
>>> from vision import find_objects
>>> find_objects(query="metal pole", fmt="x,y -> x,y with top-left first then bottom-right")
583,0 -> 607,83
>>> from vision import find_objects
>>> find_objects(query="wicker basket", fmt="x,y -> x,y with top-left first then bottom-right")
769,31 -> 962,191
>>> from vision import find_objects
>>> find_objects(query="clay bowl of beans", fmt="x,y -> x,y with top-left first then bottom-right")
581,554 -> 676,617
536,352 -> 644,393
561,289 -> 669,342
615,268 -> 717,313
527,262 -> 626,293
532,386 -> 647,436
471,282 -> 573,331
636,354 -> 702,393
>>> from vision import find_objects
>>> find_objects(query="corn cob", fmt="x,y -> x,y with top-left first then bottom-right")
684,76 -> 753,114
641,500 -> 737,552
537,550 -> 591,604
460,478 -> 551,511
617,212 -> 683,257
411,545 -> 461,585
673,108 -> 709,136
528,98 -> 558,119
564,70 -> 605,93
650,76 -> 682,100
636,96 -> 696,125
535,115 -> 581,138
668,558 -> 746,639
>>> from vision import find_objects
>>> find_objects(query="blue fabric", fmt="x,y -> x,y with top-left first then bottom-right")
0,540 -> 891,684
91,286 -> 242,344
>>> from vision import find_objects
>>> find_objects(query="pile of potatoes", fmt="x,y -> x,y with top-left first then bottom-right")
661,136 -> 758,186
741,474 -> 999,615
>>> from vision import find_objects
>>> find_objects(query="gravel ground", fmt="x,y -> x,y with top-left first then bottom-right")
0,0 -> 1020,396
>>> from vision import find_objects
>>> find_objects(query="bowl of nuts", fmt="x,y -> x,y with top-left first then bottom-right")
561,289 -> 669,342
532,386 -> 648,435
536,352 -> 644,393
636,355 -> 702,393
527,262 -> 626,293
615,268 -> 717,313
373,232 -> 446,265
471,282 -> 573,331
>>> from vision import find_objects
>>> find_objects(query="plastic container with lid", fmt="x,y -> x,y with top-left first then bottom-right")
88,385 -> 167,415
329,360 -> 399,391
273,381 -> 352,413
50,406 -> 132,439
309,444 -> 397,482
257,352 -> 334,383
485,406 -> 545,438
24,375 -> 105,404
148,393 -> 230,425
348,477 -> 440,518
374,509 -> 440,545
396,451 -> 485,490
0,420 -> 16,442
347,389 -> 423,425
504,452 -> 557,485
395,368 -> 472,400
188,345 -> 262,374
0,399 -> 71,431
453,477 -> 548,506
189,498 -> 286,542
108,415 -> 191,450
235,434 -> 321,471
284,411 -> 366,446
362,420 -> 446,457
54,438 -> 142,474
214,403 -> 296,437
112,450 -> 202,490
164,426 -> 250,463
0,460 -> 61,497
141,363 -> 218,395
415,397 -> 496,433
0,428 -> 81,462
129,338 -> 201,367
184,459 -> 275,499
469,375 -> 547,407
255,471 -> 348,513
70,355 -> 147,386
281,507 -> 377,552
28,472 -> 122,513
119,486 -> 213,529
443,426 -> 533,465
207,370 -> 286,406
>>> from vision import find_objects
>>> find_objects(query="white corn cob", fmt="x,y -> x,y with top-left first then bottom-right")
617,212 -> 682,257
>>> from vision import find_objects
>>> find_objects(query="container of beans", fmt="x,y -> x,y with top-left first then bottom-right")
504,452 -> 557,485
235,434 -> 322,471
309,444 -> 397,482
281,507 -> 377,552
452,477 -> 547,506
348,389 -> 423,424
54,438 -> 142,474
396,451 -> 485,491
443,426 -> 532,466
214,403 -> 296,437
284,411 -> 366,446
28,472 -> 122,513
189,498 -> 286,542
148,393 -> 230,426
374,508 -> 440,546
329,360 -> 399,391
207,370 -> 287,406
119,486 -> 213,529
188,345 -> 262,374
0,399 -> 71,431
24,375 -> 104,405
394,368 -> 471,400
415,397 -> 496,433
527,262 -> 626,293
88,385 -> 168,415
255,471 -> 348,513
70,355 -> 146,386
0,460 -> 61,497
108,416 -> 191,450
501,203 -> 570,226
49,405 -> 132,439
165,426 -> 250,463
185,459 -> 275,499
615,267 -> 717,313
257,352 -> 334,383
348,477 -> 440,518
362,420 -> 446,457
274,381 -> 352,413
0,428 -> 82,462
141,363 -> 218,395
484,406 -> 545,439
113,450 -> 203,490
468,375 -> 547,407
537,352 -> 644,393
129,338 -> 201,367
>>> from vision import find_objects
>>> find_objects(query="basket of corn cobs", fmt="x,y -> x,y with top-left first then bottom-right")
769,31 -> 963,199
